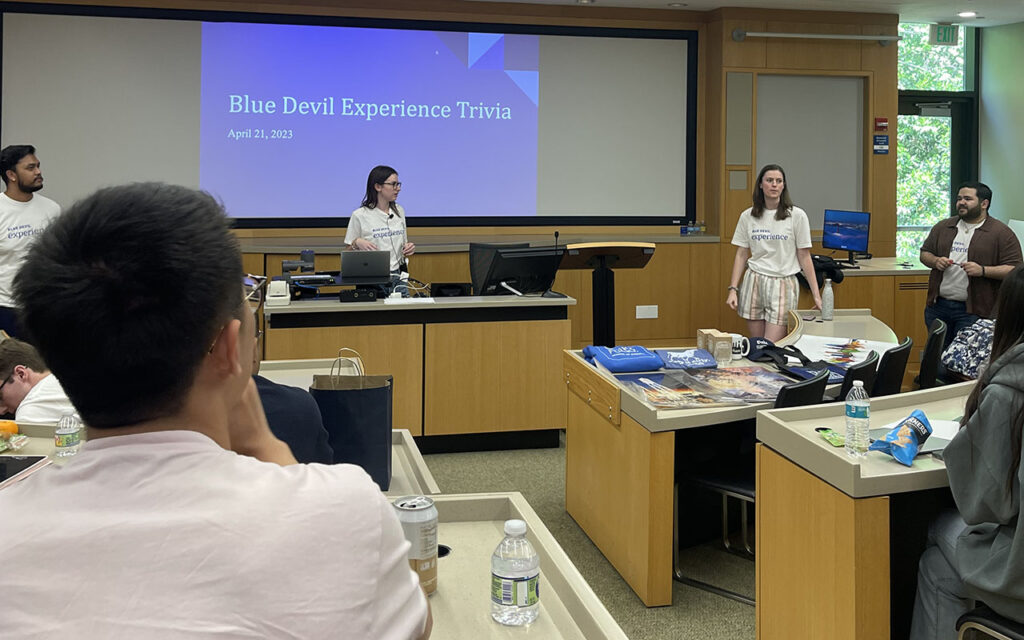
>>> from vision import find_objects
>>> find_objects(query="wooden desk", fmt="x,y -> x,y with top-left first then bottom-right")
5,424 -> 440,498
263,296 -> 573,437
562,309 -> 897,607
755,382 -> 972,640
429,492 -> 627,639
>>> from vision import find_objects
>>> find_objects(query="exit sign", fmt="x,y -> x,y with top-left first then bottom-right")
929,24 -> 960,46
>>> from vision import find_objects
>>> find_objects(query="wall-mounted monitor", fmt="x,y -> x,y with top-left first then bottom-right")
821,209 -> 870,267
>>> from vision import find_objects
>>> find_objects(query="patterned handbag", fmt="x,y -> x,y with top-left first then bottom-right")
941,318 -> 995,379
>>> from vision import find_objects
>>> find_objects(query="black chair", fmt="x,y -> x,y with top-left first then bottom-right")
918,318 -> 948,390
774,368 -> 831,409
674,369 -> 829,605
468,242 -> 528,295
873,337 -> 913,396
836,350 -> 879,400
957,605 -> 1024,639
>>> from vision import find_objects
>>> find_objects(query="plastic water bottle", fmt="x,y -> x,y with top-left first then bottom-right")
54,414 -> 82,458
844,380 -> 870,458
490,519 -> 540,626
821,278 -> 835,321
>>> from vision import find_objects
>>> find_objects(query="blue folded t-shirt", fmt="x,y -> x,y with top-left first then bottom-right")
583,345 -> 664,373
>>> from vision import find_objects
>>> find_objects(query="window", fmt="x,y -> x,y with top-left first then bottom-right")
896,23 -> 977,261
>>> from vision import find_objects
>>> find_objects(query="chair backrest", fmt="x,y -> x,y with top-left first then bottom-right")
837,350 -> 879,400
774,369 -> 829,409
468,242 -> 529,295
873,337 -> 913,397
918,318 -> 948,389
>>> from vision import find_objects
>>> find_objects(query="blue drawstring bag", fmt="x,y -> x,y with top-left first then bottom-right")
583,345 -> 664,373
868,409 -> 932,466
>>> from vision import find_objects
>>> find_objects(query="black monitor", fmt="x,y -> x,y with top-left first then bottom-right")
469,242 -> 529,295
479,246 -> 566,296
821,209 -> 870,267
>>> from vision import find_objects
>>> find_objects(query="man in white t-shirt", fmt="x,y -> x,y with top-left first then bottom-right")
0,337 -> 76,422
0,145 -> 61,336
0,183 -> 431,639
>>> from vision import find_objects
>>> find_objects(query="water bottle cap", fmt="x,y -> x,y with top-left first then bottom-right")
504,519 -> 527,536
853,380 -> 864,387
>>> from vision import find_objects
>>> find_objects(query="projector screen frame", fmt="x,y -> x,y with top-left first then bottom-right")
0,2 -> 698,229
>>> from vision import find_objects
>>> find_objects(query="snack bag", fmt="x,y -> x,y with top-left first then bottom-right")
868,409 -> 932,466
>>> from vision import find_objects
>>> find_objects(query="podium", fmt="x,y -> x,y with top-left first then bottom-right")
561,242 -> 655,347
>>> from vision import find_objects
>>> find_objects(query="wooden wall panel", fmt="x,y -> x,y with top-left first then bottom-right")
423,320 -> 568,435
263,323 -> 424,433
764,22 -> 863,70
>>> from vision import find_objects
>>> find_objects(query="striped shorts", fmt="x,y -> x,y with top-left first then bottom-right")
737,270 -> 798,327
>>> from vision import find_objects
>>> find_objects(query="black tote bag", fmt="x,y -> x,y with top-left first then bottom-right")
309,374 -> 393,491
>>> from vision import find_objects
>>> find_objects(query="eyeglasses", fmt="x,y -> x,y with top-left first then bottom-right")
243,274 -> 267,311
0,375 -> 11,394
382,181 -> 402,190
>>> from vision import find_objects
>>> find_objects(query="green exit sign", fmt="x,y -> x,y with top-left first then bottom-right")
929,24 -> 960,46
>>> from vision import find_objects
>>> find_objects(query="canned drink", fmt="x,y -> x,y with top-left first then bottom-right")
393,495 -> 438,595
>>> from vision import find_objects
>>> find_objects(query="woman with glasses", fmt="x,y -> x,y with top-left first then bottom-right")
725,163 -> 822,341
345,165 -> 416,297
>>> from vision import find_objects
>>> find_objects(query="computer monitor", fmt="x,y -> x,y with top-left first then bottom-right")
468,242 -> 529,295
821,209 -> 870,267
479,246 -> 566,296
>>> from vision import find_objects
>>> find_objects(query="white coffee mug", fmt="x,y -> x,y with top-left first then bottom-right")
730,333 -> 750,360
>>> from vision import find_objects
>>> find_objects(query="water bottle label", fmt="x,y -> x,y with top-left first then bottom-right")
491,572 -> 540,607
54,430 -> 81,448
845,405 -> 869,419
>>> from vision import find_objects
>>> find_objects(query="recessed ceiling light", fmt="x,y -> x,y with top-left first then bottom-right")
958,10 -> 977,17
668,2 -> 688,6
577,0 -> 595,4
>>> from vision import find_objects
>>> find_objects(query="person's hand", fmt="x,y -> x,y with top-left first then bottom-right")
726,290 -> 738,310
812,295 -> 823,310
933,256 -> 954,271
402,242 -> 416,257
228,378 -> 297,465
961,261 -> 984,277
353,238 -> 378,251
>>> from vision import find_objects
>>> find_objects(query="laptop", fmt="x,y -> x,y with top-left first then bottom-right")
339,250 -> 392,286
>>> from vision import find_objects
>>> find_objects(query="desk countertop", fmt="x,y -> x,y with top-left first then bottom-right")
567,309 -> 896,433
241,233 -> 718,254
263,293 -> 576,316
831,256 -> 928,276
757,382 -> 972,498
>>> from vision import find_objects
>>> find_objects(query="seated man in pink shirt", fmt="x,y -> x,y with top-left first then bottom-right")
0,183 -> 431,639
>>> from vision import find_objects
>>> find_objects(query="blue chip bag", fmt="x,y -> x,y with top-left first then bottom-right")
867,409 -> 932,466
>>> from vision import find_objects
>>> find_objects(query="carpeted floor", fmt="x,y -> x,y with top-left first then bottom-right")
423,437 -> 756,639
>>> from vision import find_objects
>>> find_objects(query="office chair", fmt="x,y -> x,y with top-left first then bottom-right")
957,605 -> 1024,639
674,369 -> 829,605
918,319 -> 948,390
873,337 -> 913,396
468,242 -> 528,295
835,350 -> 879,400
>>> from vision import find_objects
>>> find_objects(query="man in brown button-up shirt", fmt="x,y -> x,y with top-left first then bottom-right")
920,182 -> 1022,348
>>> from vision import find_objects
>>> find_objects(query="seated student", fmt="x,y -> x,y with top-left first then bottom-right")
0,183 -> 431,639
910,264 -> 1024,639
0,337 -> 76,422
252,326 -> 333,464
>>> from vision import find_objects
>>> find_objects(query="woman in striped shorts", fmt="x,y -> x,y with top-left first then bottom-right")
725,164 -> 822,342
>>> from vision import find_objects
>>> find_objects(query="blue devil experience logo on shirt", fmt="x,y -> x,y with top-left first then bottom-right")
6,223 -> 45,240
371,226 -> 405,241
749,226 -> 790,243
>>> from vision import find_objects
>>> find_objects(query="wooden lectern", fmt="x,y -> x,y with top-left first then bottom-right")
561,242 -> 655,347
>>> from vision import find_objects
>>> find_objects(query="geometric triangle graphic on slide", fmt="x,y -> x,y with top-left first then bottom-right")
435,32 -> 468,66
505,70 -> 539,106
469,33 -> 503,69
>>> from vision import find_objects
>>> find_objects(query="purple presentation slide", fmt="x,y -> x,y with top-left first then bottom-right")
199,22 -> 539,219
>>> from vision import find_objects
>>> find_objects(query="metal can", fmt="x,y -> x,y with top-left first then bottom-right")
393,495 -> 438,595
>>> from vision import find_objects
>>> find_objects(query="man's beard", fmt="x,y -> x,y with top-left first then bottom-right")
957,203 -> 983,222
17,178 -> 42,194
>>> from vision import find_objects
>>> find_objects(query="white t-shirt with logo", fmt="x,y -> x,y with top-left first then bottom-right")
939,218 -> 985,301
345,204 -> 408,272
0,192 -> 61,307
731,206 -> 812,278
